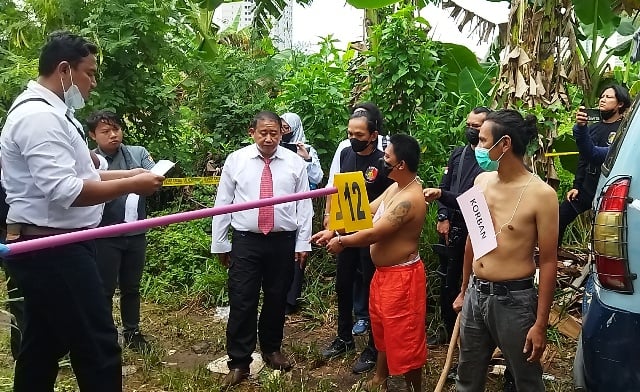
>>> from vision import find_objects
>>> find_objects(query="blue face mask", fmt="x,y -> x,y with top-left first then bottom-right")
474,136 -> 506,171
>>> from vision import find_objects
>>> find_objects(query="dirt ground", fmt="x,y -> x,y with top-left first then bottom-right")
0,297 -> 576,391
121,302 -> 576,392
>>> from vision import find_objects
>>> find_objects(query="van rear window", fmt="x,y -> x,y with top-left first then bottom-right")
602,97 -> 639,176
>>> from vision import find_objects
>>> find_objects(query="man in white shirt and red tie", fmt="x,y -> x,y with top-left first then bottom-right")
211,111 -> 313,387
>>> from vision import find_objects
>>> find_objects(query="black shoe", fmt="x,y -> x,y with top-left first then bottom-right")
124,330 -> 151,352
285,304 -> 298,315
352,346 -> 377,374
262,351 -> 292,371
503,368 -> 517,392
446,364 -> 458,381
427,329 -> 448,348
222,368 -> 249,388
321,337 -> 355,360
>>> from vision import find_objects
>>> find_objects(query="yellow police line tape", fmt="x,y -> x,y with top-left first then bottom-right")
162,154 -> 577,186
162,177 -> 220,187
544,152 -> 579,157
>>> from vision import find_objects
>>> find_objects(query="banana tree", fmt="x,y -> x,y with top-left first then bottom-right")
346,0 -> 430,47
573,0 -> 640,104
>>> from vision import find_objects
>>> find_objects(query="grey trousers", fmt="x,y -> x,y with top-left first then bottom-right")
456,282 -> 544,392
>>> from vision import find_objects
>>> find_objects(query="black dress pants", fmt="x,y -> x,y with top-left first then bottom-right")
95,234 -> 147,333
2,259 -> 24,360
438,231 -> 466,337
4,238 -> 122,392
286,259 -> 305,308
0,228 -> 22,359
336,246 -> 376,348
226,230 -> 296,369
558,194 -> 593,245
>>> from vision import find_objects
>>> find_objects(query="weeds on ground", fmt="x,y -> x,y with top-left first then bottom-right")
158,366 -> 222,392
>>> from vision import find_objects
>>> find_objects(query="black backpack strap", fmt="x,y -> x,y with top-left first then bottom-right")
7,97 -> 52,115
6,97 -> 85,140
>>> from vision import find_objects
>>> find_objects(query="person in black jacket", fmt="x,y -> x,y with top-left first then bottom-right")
423,107 -> 489,346
559,85 -> 630,246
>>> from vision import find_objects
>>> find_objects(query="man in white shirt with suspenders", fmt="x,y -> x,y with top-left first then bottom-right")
1,31 -> 164,392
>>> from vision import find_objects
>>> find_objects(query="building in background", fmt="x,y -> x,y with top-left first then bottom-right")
213,0 -> 294,49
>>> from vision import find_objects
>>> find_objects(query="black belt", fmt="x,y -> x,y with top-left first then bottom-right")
473,276 -> 534,296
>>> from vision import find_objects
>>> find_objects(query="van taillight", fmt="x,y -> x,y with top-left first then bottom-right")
593,177 -> 634,293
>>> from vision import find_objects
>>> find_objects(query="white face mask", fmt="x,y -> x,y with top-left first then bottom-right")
61,71 -> 85,110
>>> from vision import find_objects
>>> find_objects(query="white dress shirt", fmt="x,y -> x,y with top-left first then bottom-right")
211,144 -> 313,254
0,81 -> 103,229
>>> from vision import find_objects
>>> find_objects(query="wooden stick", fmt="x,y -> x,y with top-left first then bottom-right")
434,313 -> 461,392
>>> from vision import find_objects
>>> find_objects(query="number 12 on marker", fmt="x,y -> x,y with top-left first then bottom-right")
332,172 -> 373,232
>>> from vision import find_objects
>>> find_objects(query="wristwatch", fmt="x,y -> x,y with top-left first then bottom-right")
437,213 -> 449,222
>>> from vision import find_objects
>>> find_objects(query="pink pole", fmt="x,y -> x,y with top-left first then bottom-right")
0,187 -> 337,256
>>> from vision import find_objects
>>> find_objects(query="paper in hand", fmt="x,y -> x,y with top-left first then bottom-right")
150,160 -> 175,176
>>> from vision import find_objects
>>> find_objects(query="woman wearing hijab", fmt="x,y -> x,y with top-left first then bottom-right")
280,112 -> 323,314
280,112 -> 323,189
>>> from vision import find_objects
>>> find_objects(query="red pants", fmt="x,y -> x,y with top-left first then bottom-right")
369,260 -> 427,375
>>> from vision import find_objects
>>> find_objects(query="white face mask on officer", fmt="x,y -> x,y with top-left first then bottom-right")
60,71 -> 85,110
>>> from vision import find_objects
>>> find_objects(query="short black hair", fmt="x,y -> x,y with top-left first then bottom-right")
472,106 -> 492,115
389,133 -> 420,172
38,31 -> 98,76
485,109 -> 538,157
600,84 -> 631,114
250,111 -> 282,129
86,110 -> 123,133
350,102 -> 384,135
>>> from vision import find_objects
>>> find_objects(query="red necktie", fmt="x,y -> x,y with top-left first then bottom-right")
258,157 -> 274,234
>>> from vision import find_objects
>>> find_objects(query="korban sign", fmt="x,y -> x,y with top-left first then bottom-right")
457,186 -> 497,259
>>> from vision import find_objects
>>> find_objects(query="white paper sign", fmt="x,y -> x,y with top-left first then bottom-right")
456,186 -> 498,259
150,159 -> 175,176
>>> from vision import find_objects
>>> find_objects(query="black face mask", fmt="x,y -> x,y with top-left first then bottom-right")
350,138 -> 372,153
600,109 -> 617,121
465,127 -> 480,145
379,157 -> 399,177
281,133 -> 294,143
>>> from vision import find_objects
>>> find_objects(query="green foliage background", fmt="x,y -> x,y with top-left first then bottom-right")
1,1 -> 621,308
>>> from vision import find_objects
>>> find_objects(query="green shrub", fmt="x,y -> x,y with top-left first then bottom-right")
275,37 -> 354,174
144,216 -> 227,307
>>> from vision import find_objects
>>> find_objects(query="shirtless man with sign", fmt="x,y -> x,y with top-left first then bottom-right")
312,134 -> 427,392
425,109 -> 558,392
